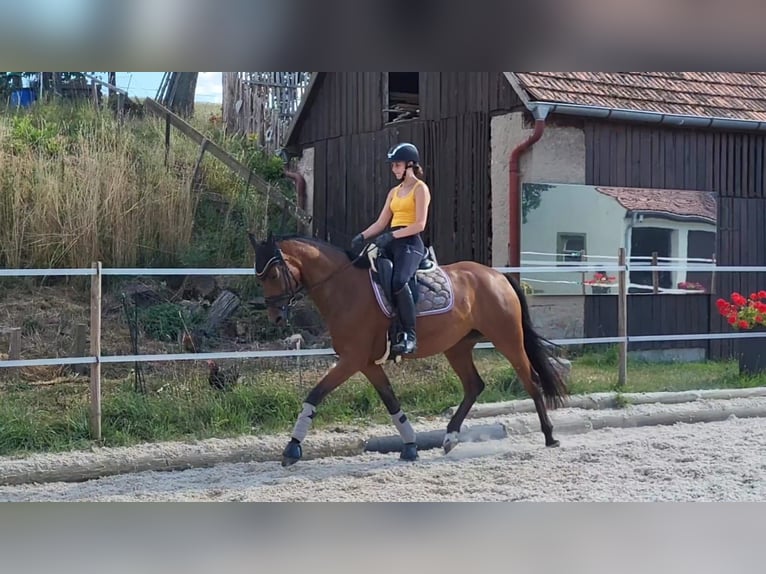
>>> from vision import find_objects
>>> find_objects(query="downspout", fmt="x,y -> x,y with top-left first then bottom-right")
282,165 -> 309,235
508,104 -> 552,275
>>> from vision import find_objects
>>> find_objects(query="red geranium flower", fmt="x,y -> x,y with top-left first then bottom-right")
718,290 -> 766,330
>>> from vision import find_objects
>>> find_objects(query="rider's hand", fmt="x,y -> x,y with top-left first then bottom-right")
374,231 -> 394,249
351,233 -> 365,253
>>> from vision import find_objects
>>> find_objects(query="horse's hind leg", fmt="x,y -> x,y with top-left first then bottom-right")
361,364 -> 418,461
483,325 -> 559,447
442,337 -> 486,454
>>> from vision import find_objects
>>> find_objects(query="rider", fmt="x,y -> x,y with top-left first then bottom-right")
351,142 -> 432,355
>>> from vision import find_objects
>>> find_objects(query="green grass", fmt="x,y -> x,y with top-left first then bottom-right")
0,349 -> 764,458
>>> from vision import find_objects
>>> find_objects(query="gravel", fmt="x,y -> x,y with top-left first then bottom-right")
0,396 -> 764,501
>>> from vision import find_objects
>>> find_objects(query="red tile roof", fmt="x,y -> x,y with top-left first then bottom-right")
513,72 -> 766,121
594,186 -> 717,223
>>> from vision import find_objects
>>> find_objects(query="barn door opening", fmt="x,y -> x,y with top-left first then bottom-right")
384,72 -> 420,123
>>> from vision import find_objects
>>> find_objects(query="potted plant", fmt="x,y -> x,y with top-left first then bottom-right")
677,281 -> 706,293
584,271 -> 617,294
716,291 -> 766,375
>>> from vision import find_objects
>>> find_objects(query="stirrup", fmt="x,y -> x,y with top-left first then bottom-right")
392,333 -> 417,354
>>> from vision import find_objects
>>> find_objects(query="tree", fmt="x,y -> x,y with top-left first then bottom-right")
521,183 -> 552,223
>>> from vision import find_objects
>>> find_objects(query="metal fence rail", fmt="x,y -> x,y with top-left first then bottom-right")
2,256 -> 764,439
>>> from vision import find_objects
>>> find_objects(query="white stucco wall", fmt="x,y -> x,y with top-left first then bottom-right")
521,184 -> 627,295
490,111 -> 586,267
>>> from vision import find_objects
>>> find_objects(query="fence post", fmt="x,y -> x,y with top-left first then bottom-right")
164,112 -> 171,166
617,247 -> 628,387
90,261 -> 103,441
651,251 -> 659,293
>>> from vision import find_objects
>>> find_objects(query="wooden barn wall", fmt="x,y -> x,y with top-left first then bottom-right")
294,73 -> 383,147
295,72 -> 520,147
310,113 -> 491,265
296,73 -> 519,265
420,72 -> 522,120
584,120 -> 766,359
584,295 -> 712,352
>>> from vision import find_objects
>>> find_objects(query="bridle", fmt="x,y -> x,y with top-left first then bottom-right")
255,243 -> 371,319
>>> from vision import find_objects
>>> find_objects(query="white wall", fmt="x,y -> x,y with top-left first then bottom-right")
490,111 -> 586,267
521,184 -> 628,295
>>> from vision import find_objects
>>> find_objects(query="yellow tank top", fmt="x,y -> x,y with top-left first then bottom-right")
390,181 -> 419,227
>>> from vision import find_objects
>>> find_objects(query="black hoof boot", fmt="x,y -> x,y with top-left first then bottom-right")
400,442 -> 419,461
282,440 -> 302,467
545,436 -> 560,448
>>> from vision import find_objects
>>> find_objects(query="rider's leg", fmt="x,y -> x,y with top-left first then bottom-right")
390,239 -> 424,355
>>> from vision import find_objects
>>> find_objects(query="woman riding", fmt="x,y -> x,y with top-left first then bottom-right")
351,142 -> 432,355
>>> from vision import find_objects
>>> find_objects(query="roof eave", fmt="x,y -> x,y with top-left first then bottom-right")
281,72 -> 323,154
503,72 -> 766,132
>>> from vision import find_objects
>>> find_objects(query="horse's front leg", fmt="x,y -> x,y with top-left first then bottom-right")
281,357 -> 361,467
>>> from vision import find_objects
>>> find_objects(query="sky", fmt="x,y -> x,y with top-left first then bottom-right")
113,72 -> 222,104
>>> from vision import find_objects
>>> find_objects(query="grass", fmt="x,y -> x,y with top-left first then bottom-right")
0,348 -> 763,458
0,100 -> 290,272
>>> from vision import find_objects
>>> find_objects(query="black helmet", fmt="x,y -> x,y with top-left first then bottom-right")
386,142 -> 419,164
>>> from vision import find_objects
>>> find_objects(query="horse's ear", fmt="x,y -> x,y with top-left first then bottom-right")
266,230 -> 274,245
247,232 -> 259,252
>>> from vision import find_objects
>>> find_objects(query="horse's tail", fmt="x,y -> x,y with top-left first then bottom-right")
506,275 -> 569,408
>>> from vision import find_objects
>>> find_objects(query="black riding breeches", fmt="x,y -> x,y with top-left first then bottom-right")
383,232 -> 425,293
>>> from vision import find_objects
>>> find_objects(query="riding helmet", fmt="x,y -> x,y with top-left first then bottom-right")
386,142 -> 420,164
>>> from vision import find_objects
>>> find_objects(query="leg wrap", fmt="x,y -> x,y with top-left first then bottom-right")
291,402 -> 316,442
391,410 -> 416,444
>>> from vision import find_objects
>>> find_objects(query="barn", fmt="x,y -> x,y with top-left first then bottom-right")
281,72 -> 766,361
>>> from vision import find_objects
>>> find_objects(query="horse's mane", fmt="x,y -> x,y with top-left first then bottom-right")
276,234 -> 371,269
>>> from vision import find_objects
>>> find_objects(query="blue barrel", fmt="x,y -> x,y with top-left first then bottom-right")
10,88 -> 35,108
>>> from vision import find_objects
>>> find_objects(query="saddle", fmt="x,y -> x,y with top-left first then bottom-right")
366,244 -> 454,321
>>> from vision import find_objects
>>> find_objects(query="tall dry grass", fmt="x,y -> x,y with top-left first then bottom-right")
0,105 -> 198,269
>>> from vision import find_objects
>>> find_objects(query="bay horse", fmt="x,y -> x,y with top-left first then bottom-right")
248,231 -> 569,467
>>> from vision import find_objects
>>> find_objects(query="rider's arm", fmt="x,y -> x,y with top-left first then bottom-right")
359,189 -> 394,239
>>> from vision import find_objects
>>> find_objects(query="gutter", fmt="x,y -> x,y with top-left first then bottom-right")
526,101 -> 766,133
508,104 -> 551,273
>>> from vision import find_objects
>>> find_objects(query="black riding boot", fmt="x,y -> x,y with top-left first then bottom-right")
392,284 -> 417,355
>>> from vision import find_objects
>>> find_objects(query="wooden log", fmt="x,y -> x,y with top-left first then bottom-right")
0,437 -> 367,486
200,290 -> 240,336
8,328 -> 20,360
449,387 -> 766,419
363,423 -> 508,454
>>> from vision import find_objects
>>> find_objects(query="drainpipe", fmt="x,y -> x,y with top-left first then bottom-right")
282,167 -> 309,234
508,104 -> 551,275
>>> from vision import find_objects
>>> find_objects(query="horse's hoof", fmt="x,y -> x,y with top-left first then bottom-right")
400,442 -> 419,461
443,431 -> 459,454
546,439 -> 560,448
281,441 -> 302,467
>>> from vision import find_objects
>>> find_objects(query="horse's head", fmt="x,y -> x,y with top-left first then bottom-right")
248,231 -> 304,326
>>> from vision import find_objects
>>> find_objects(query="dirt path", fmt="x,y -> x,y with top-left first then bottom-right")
1,397 -> 764,501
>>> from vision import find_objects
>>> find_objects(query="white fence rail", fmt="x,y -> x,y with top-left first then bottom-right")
2,254 -> 765,439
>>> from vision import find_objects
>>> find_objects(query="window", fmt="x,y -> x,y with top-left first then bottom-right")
385,73 -> 419,124
557,233 -> 586,264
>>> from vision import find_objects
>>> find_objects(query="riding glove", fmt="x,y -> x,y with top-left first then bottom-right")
374,231 -> 395,249
351,233 -> 365,253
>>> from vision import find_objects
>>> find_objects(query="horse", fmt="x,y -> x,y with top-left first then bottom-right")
247,231 -> 569,467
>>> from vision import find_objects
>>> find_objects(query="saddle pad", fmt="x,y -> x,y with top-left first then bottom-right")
370,266 -> 455,319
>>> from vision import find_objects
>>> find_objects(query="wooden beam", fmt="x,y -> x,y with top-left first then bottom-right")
144,97 -> 312,228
